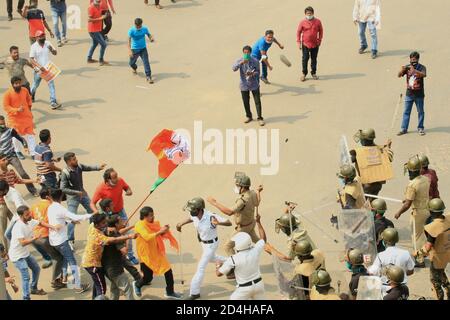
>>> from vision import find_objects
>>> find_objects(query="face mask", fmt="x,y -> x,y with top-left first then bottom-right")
338,177 -> 346,187
411,61 -> 418,66
243,53 -> 250,60
234,186 -> 240,194
345,261 -> 353,271
306,15 -> 314,20
38,39 -> 46,45
189,211 -> 199,217
266,39 -> 273,44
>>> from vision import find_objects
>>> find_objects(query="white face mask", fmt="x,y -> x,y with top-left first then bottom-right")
306,15 -> 314,20
234,186 -> 241,194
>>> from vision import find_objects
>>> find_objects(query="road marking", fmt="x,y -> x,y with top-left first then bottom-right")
136,85 -> 149,90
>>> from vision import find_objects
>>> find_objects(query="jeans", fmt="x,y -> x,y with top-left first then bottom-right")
12,133 -> 36,156
53,240 -> 81,288
117,209 -> 136,259
85,266 -> 106,299
241,89 -> 263,120
108,272 -> 134,300
31,71 -> 57,104
101,10 -> 112,36
6,0 -> 24,16
9,156 -> 37,194
129,48 -> 152,78
34,237 -> 64,281
136,263 -> 174,294
88,32 -> 107,62
32,242 -> 52,262
260,60 -> 268,79
302,46 -> 319,76
401,95 -> 425,131
50,3 -> 67,41
67,195 -> 93,241
13,255 -> 40,300
358,21 -> 377,52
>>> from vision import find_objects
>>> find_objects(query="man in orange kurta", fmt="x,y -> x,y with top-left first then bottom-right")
2,76 -> 37,158
133,206 -> 182,299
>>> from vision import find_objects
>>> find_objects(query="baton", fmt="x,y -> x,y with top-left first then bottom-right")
178,231 -> 185,286
364,194 -> 403,203
290,284 -> 312,291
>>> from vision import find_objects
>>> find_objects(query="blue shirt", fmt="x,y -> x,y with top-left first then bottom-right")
128,26 -> 150,50
251,36 -> 273,60
232,57 -> 260,91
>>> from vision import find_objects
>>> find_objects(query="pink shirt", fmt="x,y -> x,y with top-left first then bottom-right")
296,18 -> 323,49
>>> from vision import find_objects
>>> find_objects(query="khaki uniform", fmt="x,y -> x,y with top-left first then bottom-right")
225,190 -> 259,255
340,178 -> 365,209
294,249 -> 325,279
310,286 -> 341,300
287,228 -> 317,260
405,175 -> 430,259
424,214 -> 450,300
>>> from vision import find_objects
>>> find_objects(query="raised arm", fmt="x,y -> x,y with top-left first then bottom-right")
176,217 -> 193,232
207,197 -> 234,216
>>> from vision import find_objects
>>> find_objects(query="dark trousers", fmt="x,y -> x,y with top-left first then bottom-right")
85,266 -> 107,299
302,46 -> 319,76
129,48 -> 152,78
155,0 -> 160,5
241,89 -> 263,120
6,0 -> 24,16
34,237 -> 65,282
101,10 -> 112,36
9,156 -> 37,194
136,263 -> 174,295
122,257 -> 142,281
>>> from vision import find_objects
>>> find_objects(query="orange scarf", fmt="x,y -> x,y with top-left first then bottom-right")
145,220 -> 179,255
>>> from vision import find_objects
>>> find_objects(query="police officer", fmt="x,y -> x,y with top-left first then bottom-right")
215,214 -> 267,300
394,155 -> 430,267
383,265 -> 409,300
371,199 -> 394,252
368,228 -> 415,294
292,240 -> 325,296
418,154 -> 440,199
350,128 -> 394,200
207,173 -> 262,255
414,198 -> 450,300
176,197 -> 232,300
309,269 -> 340,300
345,248 -> 369,299
337,164 -> 365,209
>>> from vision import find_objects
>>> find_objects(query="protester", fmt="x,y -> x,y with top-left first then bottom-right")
353,0 -> 381,59
30,30 -> 62,110
22,0 -> 55,44
60,152 -> 106,245
49,0 -> 68,47
133,206 -> 182,299
296,6 -> 323,81
34,129 -> 62,189
418,155 -> 440,199
87,0 -> 109,66
232,46 -> 264,126
3,76 -> 37,160
6,0 -> 25,21
89,0 -> 115,41
251,30 -> 284,84
128,18 -> 154,83
0,46 -> 33,93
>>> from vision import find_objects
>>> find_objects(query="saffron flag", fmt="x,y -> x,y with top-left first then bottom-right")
148,129 -> 190,192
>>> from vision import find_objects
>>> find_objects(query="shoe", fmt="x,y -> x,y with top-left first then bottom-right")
371,51 -> 377,59
16,152 -> 25,160
99,60 -> 110,66
75,283 -> 91,294
42,260 -> 53,269
171,0 -> 176,2
62,37 -> 68,44
8,16 -> 13,21
187,294 -> 200,300
258,119 -> 265,126
244,117 -> 253,124
300,75 -> 306,82
415,261 -> 426,268
129,256 -> 139,265
156,4 -> 163,9
51,280 -> 67,290
31,190 -> 39,197
31,93 -> 35,102
30,288 -> 47,295
87,58 -> 98,63
103,35 -> 109,41
147,77 -> 154,84
62,275 -> 68,284
133,281 -> 142,297
418,129 -> 426,136
260,77 -> 270,84
359,46 -> 367,54
132,68 -> 137,75
164,292 -> 183,300
311,74 -> 319,80
51,102 -> 62,110
397,130 -> 407,136
57,40 -> 62,47
144,0 -> 149,4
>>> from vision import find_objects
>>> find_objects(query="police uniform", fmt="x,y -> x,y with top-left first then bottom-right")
287,228 -> 317,260
189,210 -> 228,297
423,214 -> 450,300
383,285 -> 409,300
225,190 -> 259,255
294,249 -> 325,289
404,175 -> 430,257
219,239 -> 265,300
310,286 -> 340,300
340,178 -> 365,209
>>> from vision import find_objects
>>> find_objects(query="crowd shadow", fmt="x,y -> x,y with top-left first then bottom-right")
62,67 -> 99,78
262,83 -> 320,97
154,72 -> 190,81
62,38 -> 91,46
164,0 -> 202,10
265,110 -> 311,125
34,108 -> 82,126
319,73 -> 365,81
423,126 -> 450,134
62,97 -> 106,109
198,284 -> 231,300
167,252 -> 197,264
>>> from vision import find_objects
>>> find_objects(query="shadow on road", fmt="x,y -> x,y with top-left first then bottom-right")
265,110 -> 311,125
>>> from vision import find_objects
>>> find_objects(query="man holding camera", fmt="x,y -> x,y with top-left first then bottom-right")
397,51 -> 427,136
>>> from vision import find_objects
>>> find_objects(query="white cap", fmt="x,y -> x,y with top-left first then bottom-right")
231,232 -> 252,251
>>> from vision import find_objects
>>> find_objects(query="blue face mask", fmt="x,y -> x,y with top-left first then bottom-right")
345,261 -> 352,271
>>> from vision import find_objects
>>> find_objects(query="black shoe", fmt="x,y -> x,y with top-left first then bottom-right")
415,261 -> 426,268
8,15 -> 13,21
397,130 -> 407,136
359,46 -> 367,54
371,51 -> 378,59
186,294 -> 200,300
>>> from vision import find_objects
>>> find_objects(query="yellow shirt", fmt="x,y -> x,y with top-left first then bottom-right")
134,220 -> 171,275
81,224 -> 111,268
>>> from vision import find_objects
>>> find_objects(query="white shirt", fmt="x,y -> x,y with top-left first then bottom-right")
368,246 -> 415,284
47,202 -> 92,246
29,40 -> 53,67
219,239 -> 265,284
353,0 -> 381,23
190,210 -> 227,242
8,219 -> 39,262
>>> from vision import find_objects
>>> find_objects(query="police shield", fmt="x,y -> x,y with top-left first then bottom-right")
356,276 -> 383,300
271,255 -> 306,300
337,209 -> 377,264
339,135 -> 352,166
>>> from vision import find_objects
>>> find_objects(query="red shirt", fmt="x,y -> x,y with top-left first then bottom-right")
421,168 -> 440,199
296,18 -> 323,49
89,0 -> 114,11
92,178 -> 130,213
88,4 -> 103,33
26,8 -> 46,38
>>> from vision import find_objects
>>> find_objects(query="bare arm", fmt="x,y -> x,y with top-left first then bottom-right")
118,225 -> 135,235
394,200 -> 412,219
176,218 -> 193,232
255,214 -> 267,242
207,197 -> 234,216
43,21 -> 54,38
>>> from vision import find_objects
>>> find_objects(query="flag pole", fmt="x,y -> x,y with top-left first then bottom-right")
125,190 -> 153,225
